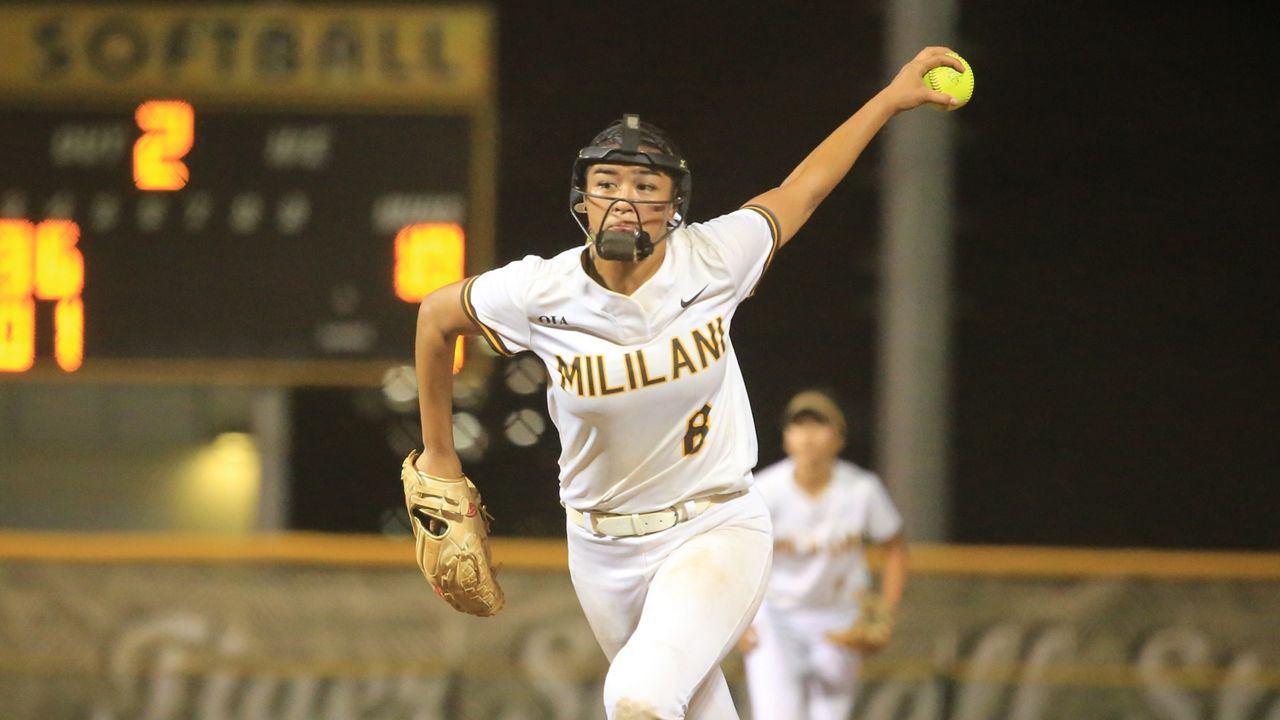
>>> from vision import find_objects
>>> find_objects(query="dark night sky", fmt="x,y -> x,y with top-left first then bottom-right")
296,1 -> 1278,550
945,2 -> 1277,548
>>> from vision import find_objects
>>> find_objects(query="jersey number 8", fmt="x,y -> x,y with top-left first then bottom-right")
682,403 -> 712,457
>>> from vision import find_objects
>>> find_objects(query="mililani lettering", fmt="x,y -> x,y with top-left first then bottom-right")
555,317 -> 726,398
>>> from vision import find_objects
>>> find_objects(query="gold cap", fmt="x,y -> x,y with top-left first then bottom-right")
782,390 -> 847,436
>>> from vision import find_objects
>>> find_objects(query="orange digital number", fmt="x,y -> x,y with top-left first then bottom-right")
0,297 -> 35,373
0,220 -> 36,372
34,220 -> 84,300
134,100 -> 194,191
54,296 -> 84,372
0,219 -> 34,299
0,219 -> 85,373
394,223 -> 466,372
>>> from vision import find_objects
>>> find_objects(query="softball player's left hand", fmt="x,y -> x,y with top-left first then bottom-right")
825,593 -> 896,654
879,46 -> 967,112
824,624 -> 891,654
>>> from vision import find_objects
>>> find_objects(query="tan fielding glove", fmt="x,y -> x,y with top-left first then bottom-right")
825,591 -> 894,653
401,451 -> 504,616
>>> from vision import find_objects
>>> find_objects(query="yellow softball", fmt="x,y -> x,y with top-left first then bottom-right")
922,52 -> 974,111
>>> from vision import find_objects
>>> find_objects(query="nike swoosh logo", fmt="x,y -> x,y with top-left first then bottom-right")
680,285 -> 709,309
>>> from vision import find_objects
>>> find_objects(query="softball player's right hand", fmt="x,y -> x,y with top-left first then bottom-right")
880,46 -> 966,112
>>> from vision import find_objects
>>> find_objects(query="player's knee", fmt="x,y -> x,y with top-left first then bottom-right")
612,696 -> 660,720
813,647 -> 861,688
604,680 -> 667,719
603,672 -> 678,719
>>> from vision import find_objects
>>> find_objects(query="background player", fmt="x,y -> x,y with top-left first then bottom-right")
739,389 -> 909,720
411,48 -> 963,719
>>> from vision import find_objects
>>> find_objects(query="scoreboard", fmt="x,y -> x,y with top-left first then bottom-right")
0,2 -> 495,383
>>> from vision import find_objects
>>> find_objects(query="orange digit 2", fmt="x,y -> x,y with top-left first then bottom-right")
134,100 -> 194,191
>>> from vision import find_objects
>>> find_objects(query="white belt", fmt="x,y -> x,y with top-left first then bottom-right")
565,490 -> 748,538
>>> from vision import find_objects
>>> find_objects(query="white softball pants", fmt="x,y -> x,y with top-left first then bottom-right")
742,603 -> 862,720
566,488 -> 773,720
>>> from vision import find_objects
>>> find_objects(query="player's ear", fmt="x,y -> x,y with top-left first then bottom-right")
666,182 -> 681,224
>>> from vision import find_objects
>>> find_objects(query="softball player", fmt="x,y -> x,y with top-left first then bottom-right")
411,48 -> 964,719
740,390 -> 909,720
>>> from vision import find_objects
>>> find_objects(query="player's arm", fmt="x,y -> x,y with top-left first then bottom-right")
877,531 -> 909,611
413,280 -> 480,479
745,47 -> 963,248
825,531 -> 909,652
402,279 -> 506,617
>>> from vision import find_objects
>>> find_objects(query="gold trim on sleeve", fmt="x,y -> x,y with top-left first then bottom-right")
741,204 -> 781,297
461,276 -> 517,357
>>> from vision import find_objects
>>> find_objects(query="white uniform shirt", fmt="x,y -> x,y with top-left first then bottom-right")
464,206 -> 780,514
754,458 -> 902,610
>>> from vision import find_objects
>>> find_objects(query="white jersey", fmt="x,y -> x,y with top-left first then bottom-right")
464,205 -> 781,514
754,458 -> 902,609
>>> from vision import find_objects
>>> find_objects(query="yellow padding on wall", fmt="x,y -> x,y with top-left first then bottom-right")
0,531 -> 566,570
888,543 -> 1280,580
0,531 -> 1276,579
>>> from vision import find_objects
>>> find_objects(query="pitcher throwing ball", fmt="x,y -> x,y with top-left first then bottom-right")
408,47 -> 965,720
